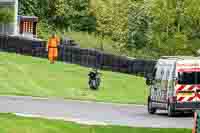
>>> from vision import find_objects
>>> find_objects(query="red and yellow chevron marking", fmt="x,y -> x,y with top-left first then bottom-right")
196,93 -> 200,101
176,85 -> 196,93
176,85 -> 200,102
177,93 -> 195,102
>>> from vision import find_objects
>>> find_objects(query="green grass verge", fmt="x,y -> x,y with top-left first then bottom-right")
0,52 -> 147,104
0,113 -> 191,133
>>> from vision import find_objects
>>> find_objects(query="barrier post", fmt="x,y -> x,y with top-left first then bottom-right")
193,112 -> 197,133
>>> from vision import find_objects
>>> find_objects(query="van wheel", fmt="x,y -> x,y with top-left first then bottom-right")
168,104 -> 175,117
148,99 -> 156,114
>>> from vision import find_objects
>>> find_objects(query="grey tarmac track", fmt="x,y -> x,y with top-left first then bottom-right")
0,96 -> 194,128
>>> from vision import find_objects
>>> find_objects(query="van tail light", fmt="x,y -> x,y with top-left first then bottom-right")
175,80 -> 178,85
172,96 -> 177,102
169,96 -> 177,103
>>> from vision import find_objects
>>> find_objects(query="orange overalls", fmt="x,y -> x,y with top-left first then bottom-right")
47,36 -> 60,63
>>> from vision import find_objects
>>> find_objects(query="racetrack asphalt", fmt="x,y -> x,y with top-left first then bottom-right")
0,96 -> 194,128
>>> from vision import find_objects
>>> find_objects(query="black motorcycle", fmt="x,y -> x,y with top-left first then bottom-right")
88,69 -> 101,90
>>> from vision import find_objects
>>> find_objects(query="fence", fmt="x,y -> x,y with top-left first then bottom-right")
0,34 -> 156,76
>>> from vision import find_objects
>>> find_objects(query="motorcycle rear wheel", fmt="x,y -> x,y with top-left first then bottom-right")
89,80 -> 99,90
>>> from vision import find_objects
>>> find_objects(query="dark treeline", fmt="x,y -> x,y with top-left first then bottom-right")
18,0 -> 200,59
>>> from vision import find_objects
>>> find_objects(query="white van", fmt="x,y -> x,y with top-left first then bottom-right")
146,56 -> 200,116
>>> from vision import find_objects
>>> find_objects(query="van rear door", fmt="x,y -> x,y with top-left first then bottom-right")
195,60 -> 200,103
176,71 -> 196,103
176,61 -> 199,104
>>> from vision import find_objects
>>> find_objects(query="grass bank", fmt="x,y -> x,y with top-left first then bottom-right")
0,52 -> 147,104
0,113 -> 191,133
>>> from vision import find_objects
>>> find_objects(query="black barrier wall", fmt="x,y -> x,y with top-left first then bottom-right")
0,35 -> 156,76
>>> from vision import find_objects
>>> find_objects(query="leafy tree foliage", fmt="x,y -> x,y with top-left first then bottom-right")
128,1 -> 151,49
19,0 -> 96,32
128,0 -> 200,57
0,7 -> 15,23
19,0 -> 200,58
91,0 -> 129,53
18,0 -> 38,16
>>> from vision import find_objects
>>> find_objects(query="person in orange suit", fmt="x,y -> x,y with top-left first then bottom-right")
47,33 -> 60,64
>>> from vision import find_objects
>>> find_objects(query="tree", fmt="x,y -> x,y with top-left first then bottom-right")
183,0 -> 200,39
0,7 -> 15,24
128,1 -> 151,49
19,0 -> 96,32
128,0 -> 197,56
18,0 -> 38,16
92,0 -> 129,53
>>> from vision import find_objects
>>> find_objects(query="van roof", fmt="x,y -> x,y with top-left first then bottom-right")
161,56 -> 200,60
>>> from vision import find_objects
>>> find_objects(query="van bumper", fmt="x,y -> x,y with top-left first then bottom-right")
175,102 -> 200,111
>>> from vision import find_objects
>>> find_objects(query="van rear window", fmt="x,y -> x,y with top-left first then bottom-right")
178,72 -> 200,84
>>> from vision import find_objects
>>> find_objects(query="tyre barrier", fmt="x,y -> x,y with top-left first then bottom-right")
0,34 -> 156,76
